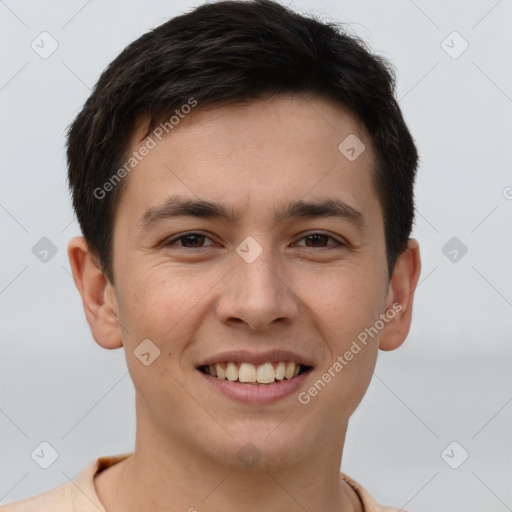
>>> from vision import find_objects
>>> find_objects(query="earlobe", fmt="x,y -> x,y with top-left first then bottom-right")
379,238 -> 421,351
67,236 -> 123,350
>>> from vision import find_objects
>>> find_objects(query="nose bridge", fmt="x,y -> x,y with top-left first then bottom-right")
237,240 -> 279,290
235,237 -> 284,302
217,236 -> 298,329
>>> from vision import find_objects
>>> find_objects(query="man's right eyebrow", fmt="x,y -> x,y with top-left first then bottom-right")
137,196 -> 243,232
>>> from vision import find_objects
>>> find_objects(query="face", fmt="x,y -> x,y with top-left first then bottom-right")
107,94 -> 394,468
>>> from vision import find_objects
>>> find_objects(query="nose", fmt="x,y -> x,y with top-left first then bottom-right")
215,245 -> 300,331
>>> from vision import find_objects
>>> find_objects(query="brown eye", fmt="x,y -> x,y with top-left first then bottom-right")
304,234 -> 330,247
293,233 -> 344,249
166,233 -> 215,249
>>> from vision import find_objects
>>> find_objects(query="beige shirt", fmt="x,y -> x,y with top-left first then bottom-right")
0,453 -> 404,512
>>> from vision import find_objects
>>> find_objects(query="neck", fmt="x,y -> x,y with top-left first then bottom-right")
94,403 -> 362,512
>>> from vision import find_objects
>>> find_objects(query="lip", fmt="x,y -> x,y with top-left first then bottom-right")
197,349 -> 314,367
198,366 -> 314,404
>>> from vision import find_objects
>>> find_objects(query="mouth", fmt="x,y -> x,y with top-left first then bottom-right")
198,361 -> 313,385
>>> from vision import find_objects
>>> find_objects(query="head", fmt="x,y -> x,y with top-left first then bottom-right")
67,0 -> 418,285
67,0 -> 421,470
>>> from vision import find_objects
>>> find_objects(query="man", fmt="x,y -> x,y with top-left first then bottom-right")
2,0 -> 421,510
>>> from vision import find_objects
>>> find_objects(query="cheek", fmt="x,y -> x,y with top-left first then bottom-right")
115,263 -> 220,349
308,266 -> 385,339
321,272 -> 385,406
310,278 -> 381,414
114,268 -> 174,343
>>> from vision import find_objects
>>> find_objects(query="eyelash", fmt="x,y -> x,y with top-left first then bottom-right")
164,232 -> 345,251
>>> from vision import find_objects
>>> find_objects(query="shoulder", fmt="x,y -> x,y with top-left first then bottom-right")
0,455 -> 113,512
0,482 -> 74,512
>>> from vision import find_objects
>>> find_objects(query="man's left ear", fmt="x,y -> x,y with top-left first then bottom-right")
379,238 -> 421,351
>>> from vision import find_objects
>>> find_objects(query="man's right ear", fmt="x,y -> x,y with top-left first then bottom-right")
67,236 -> 123,350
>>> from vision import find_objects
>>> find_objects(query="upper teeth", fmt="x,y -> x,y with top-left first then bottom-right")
205,361 -> 302,384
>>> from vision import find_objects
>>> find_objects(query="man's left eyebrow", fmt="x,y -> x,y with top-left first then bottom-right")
137,195 -> 368,233
273,198 -> 368,231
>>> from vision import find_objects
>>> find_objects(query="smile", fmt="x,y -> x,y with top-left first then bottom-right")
198,361 -> 312,385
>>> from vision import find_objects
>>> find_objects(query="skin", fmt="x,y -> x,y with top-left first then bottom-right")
68,93 -> 421,512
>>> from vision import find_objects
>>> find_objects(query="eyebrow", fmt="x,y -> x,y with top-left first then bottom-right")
137,195 -> 368,233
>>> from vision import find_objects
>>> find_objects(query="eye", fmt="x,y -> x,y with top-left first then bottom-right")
164,231 -> 345,251
292,232 -> 345,250
165,232 -> 216,249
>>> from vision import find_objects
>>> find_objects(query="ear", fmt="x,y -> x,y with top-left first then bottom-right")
379,238 -> 421,351
67,236 -> 123,349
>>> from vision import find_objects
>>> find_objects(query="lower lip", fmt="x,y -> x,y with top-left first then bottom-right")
197,369 -> 313,404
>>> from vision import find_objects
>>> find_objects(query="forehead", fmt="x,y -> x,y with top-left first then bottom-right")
114,94 -> 381,232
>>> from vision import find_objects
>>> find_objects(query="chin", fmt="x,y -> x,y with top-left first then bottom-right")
202,420 -> 315,470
